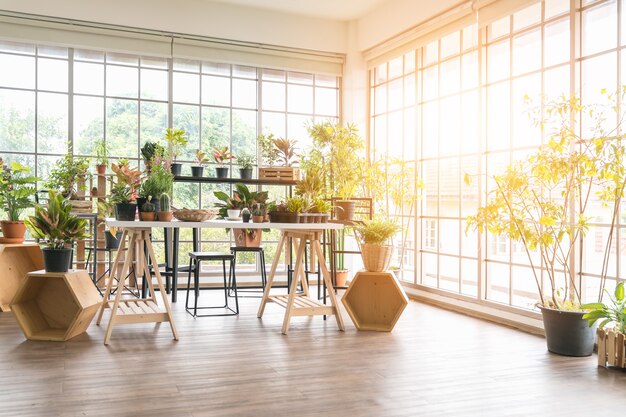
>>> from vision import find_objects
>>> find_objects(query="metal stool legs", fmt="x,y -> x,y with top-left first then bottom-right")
185,255 -> 238,317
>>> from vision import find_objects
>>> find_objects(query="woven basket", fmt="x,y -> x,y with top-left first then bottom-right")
173,209 -> 217,222
361,244 -> 393,272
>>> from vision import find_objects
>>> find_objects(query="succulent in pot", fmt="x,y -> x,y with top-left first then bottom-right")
252,204 -> 265,223
354,218 -> 400,272
140,198 -> 157,221
157,193 -> 173,221
0,160 -> 38,243
192,149 -> 209,177
25,191 -> 89,272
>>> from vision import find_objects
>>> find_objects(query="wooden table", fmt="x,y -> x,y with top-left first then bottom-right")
100,219 -> 345,339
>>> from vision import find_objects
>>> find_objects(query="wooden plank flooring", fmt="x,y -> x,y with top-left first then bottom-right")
0,288 -> 625,417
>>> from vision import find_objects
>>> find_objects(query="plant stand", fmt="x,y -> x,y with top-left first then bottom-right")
341,271 -> 408,332
0,244 -> 44,312
257,229 -> 344,334
10,270 -> 101,341
597,328 -> 626,368
95,228 -> 178,345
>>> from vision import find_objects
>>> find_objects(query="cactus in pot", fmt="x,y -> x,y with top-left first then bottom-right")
140,198 -> 157,221
157,193 -> 173,221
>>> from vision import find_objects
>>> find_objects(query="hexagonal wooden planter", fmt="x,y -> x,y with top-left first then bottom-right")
0,244 -> 44,312
11,270 -> 102,341
342,271 -> 408,332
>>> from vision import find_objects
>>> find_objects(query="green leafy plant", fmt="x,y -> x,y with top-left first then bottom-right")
212,146 -> 235,166
285,196 -> 311,213
252,203 -> 266,217
159,193 -> 171,212
295,167 -> 324,198
25,191 -> 89,249
0,160 -> 38,221
237,152 -> 255,169
214,183 -> 269,218
582,282 -> 626,334
195,149 -> 209,166
140,163 -> 173,199
273,138 -> 298,166
141,141 -> 165,162
94,139 -> 109,166
111,160 -> 142,204
164,128 -> 188,161
355,218 -> 400,246
46,154 -> 90,198
311,198 -> 331,214
258,133 -> 280,166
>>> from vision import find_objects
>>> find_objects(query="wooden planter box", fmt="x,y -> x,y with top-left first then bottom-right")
597,328 -> 626,368
259,167 -> 300,181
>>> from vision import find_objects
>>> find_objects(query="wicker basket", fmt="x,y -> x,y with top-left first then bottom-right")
361,244 -> 393,272
173,209 -> 217,222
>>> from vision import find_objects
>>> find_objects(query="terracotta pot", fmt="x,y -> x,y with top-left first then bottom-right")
252,215 -> 264,223
335,270 -> 349,287
157,211 -> 173,221
334,200 -> 356,221
140,212 -> 157,221
0,221 -> 26,243
233,229 -> 262,247
96,164 -> 106,175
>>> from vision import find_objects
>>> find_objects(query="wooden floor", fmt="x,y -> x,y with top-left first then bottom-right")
0,288 -> 625,417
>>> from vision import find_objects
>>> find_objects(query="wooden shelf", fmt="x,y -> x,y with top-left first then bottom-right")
174,176 -> 296,186
104,299 -> 169,324
268,294 -> 335,316
0,244 -> 44,312
11,270 -> 102,341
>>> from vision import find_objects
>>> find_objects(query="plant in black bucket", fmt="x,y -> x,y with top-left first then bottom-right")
97,200 -> 122,249
192,149 -> 209,177
212,145 -> 234,178
164,128 -> 188,176
25,191 -> 89,273
236,152 -> 255,180
111,160 -> 142,221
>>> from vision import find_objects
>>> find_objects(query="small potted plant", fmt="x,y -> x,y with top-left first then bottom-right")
138,163 -> 173,215
241,208 -> 251,223
46,154 -> 92,212
0,160 -> 38,243
192,149 -> 209,177
25,191 -> 89,272
141,141 -> 165,173
164,128 -> 188,176
97,200 -> 122,249
284,196 -> 310,223
237,152 -> 255,180
258,133 -> 300,181
157,193 -> 173,221
311,198 -> 331,223
111,160 -> 141,221
140,198 -> 157,221
252,204 -> 265,223
212,146 -> 234,178
354,218 -> 400,272
94,139 -> 109,175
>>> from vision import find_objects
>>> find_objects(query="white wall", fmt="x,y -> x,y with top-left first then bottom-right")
0,0 -> 348,53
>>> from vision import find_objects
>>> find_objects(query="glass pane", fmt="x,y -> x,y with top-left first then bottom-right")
460,156 -> 479,217
0,54 -> 35,89
461,258 -> 478,296
0,89 -> 35,153
439,159 -> 460,216
489,16 -> 510,41
262,81 -> 285,111
404,51 -> 415,74
486,262 -> 509,304
422,102 -> 438,158
376,63 -> 387,83
287,114 -> 310,150
439,255 -> 459,291
261,112 -> 285,137
141,57 -> 168,69
202,62 -> 230,75
232,79 -> 256,109
544,64 -> 570,99
173,104 -> 200,161
422,65 -> 438,100
462,51 -> 478,90
262,69 -> 285,81
512,73 -> 541,148
421,252 -> 438,287
424,41 -> 438,66
202,107 -> 230,150
486,82 -> 510,151
440,31 -> 460,59
513,28 -> 541,76
315,74 -> 337,88
106,99 -> 138,158
487,40 -> 510,83
388,56 -> 403,79
315,87 -> 337,116
422,161 -> 438,217
288,71 -> 313,85
513,3 -> 541,31
440,58 -> 460,96
140,101 -> 168,146
461,91 -> 479,153
37,58 -> 68,92
173,72 -> 200,103
512,266 -> 540,309
545,0 -> 570,19
439,96 -> 461,155
106,65 -> 138,98
404,74 -> 415,107
287,84 -> 313,114
107,53 -> 138,66
173,59 -> 200,72
545,18 -> 570,67
37,92 -> 68,154
202,75 -> 230,106
74,62 -> 104,95
582,0 -> 617,57
232,109 -> 257,155
141,69 -> 168,101
463,24 -> 478,51
74,96 -> 103,156
388,79 -> 403,111
74,49 -> 104,62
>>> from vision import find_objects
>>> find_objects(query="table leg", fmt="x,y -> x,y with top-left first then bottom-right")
312,239 -> 345,331
172,228 -> 179,303
257,232 -> 286,318
96,230 -> 128,325
164,227 -> 171,294
282,236 -> 306,335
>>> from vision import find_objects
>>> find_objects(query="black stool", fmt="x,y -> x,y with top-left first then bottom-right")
185,252 -> 238,317
229,247 -> 267,297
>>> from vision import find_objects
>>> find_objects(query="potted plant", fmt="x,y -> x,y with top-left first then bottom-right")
25,191 -> 89,272
0,160 -> 38,243
140,199 -> 157,221
94,139 -> 109,175
284,196 -> 310,223
252,204 -> 265,223
46,154 -> 92,212
111,160 -> 141,221
192,149 -> 209,177
214,183 -> 269,246
141,141 -> 165,173
237,152 -> 255,180
157,193 -> 173,221
138,163 -> 173,215
212,146 -> 234,178
466,92 -> 626,356
354,219 -> 400,272
583,282 -> 626,368
164,128 -> 188,176
257,133 -> 300,181
306,122 -> 364,220
96,200 -> 122,249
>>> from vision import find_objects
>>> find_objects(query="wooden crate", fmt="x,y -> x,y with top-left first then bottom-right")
341,271 -> 408,332
0,244 -> 44,312
11,270 -> 102,341
597,328 -> 626,368
259,167 -> 300,181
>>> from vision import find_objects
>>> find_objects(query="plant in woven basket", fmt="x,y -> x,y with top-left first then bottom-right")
355,218 -> 400,272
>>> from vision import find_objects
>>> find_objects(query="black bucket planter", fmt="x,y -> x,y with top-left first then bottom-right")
216,167 -> 229,178
114,203 -> 137,221
540,306 -> 597,356
136,197 -> 147,216
43,248 -> 72,273
171,163 -> 182,176
191,166 -> 205,177
105,230 -> 123,249
239,168 -> 253,180
150,196 -> 160,213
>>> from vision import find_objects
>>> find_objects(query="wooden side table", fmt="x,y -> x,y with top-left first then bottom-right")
11,270 -> 102,341
0,244 -> 44,312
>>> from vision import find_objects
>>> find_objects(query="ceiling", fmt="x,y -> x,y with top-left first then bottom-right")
205,0 -> 389,20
